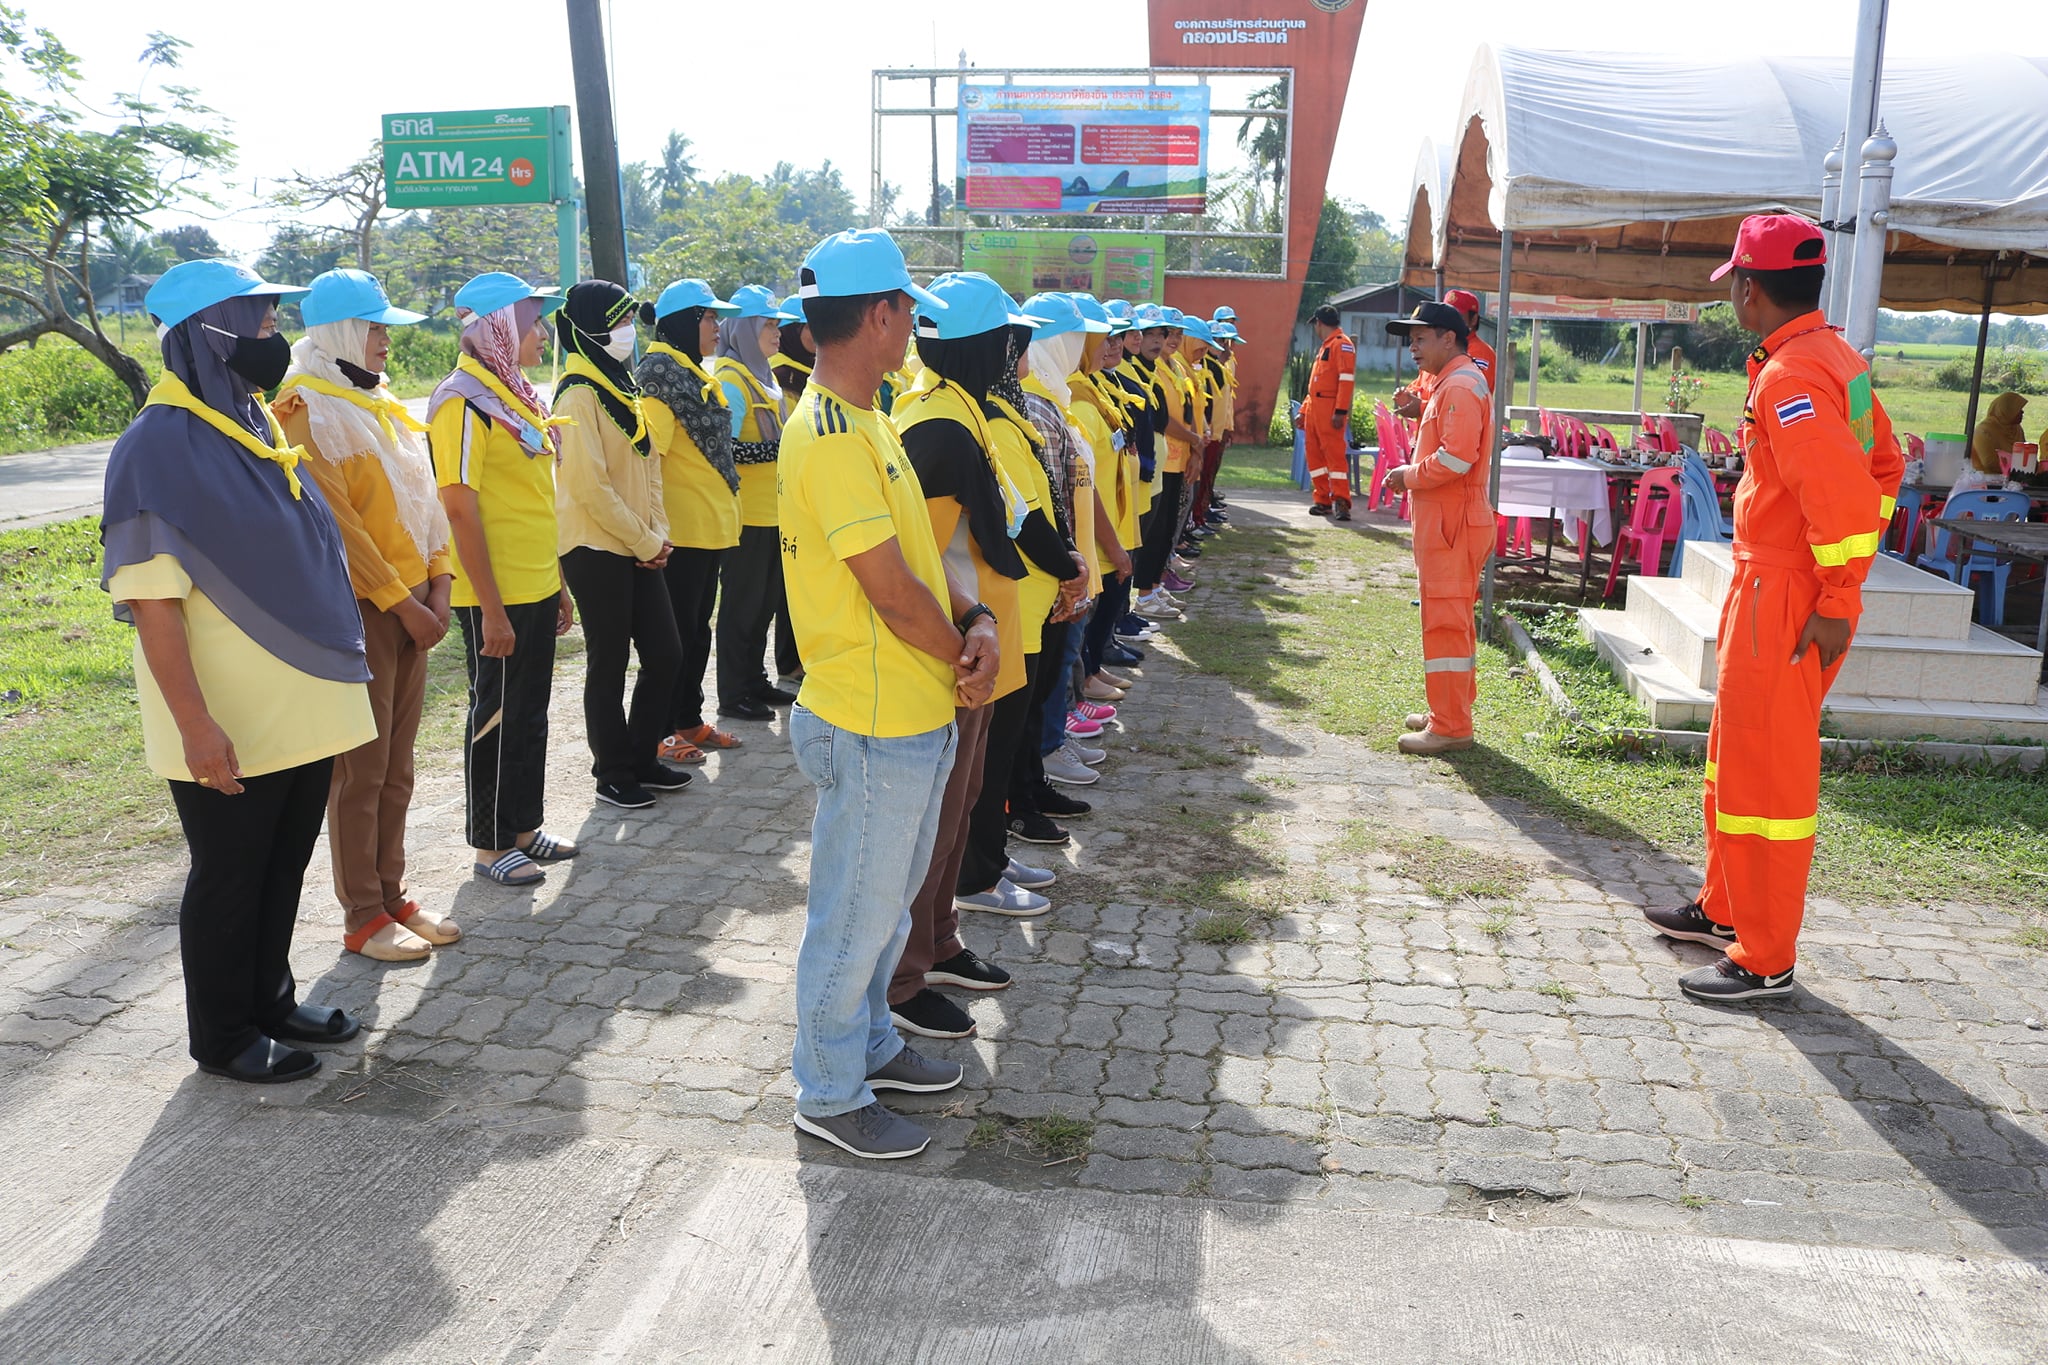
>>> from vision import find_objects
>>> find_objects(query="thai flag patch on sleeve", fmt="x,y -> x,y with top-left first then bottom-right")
1773,393 -> 1816,428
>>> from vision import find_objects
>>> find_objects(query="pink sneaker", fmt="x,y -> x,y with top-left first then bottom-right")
1075,699 -> 1117,722
1066,713 -> 1104,738
1162,570 -> 1195,593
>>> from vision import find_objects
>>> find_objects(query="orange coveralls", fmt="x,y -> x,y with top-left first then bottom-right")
1302,328 -> 1355,505
1700,311 -> 1904,976
1404,355 -> 1496,739
1406,332 -> 1493,408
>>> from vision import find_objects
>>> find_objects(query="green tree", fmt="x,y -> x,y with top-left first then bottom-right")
256,224 -> 344,290
768,160 -> 859,238
1235,80 -> 1286,230
1299,195 -> 1359,323
1349,202 -> 1403,283
641,175 -> 813,296
84,221 -> 171,302
270,146 -> 385,271
371,204 -> 566,316
155,223 -> 222,261
651,131 -> 698,208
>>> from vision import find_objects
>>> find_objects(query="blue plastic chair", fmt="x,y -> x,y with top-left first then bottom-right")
1925,489 -> 2031,626
1290,401 -> 1310,490
1669,449 -> 1733,579
1883,484 -> 1932,565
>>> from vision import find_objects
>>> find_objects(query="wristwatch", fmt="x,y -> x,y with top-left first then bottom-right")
959,602 -> 997,631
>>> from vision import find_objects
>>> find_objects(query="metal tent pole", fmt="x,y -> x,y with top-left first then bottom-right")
1480,229 -> 1513,639
1843,123 -> 1897,363
1962,263 -> 1999,450
1828,0 -> 1890,326
1526,319 -> 1541,408
1632,321 -> 1647,413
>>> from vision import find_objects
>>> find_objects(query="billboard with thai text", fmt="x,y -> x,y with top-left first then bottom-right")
956,85 -> 1209,215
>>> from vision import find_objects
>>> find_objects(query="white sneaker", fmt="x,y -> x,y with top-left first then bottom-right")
1134,593 -> 1182,622
1115,621 -> 1159,641
1169,555 -> 1199,577
1068,739 -> 1105,765
953,877 -> 1052,916
1004,856 -> 1057,890
1156,590 -> 1184,609
1044,745 -> 1100,786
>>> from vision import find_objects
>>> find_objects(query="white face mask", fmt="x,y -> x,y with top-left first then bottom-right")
601,324 -> 636,362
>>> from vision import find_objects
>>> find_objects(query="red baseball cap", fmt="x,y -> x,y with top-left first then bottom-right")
1443,289 -> 1482,316
1711,214 -> 1826,281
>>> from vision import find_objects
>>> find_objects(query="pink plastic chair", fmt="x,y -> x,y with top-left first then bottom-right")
1603,467 -> 1685,598
1590,425 -> 1619,453
1703,427 -> 1735,457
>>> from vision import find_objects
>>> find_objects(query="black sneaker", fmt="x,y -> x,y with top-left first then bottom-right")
595,780 -> 656,809
717,698 -> 775,722
1679,955 -> 1795,1002
867,1044 -> 964,1093
1644,901 -> 1736,948
635,762 -> 694,792
927,949 -> 1013,992
1308,503 -> 1332,517
755,683 -> 799,706
1034,781 -> 1092,817
1007,809 -> 1070,845
890,987 -> 977,1039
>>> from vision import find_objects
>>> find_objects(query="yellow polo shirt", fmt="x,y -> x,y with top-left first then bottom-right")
428,399 -> 561,608
779,381 -> 955,737
986,410 -> 1062,651
714,357 -> 783,528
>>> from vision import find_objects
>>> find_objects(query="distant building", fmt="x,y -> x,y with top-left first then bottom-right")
1294,282 -> 1498,377
109,274 -> 161,315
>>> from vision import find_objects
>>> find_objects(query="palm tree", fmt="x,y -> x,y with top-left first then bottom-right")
1236,81 -> 1287,230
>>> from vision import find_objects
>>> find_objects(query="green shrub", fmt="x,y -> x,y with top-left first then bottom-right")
0,339 -> 157,454
1263,391 -> 1381,447
1935,350 -> 2048,395
1539,349 -> 1584,383
385,326 -> 459,384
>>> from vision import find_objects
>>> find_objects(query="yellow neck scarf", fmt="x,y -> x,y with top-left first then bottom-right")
563,352 -> 647,447
274,373 -> 428,447
456,354 -> 571,454
147,372 -> 306,499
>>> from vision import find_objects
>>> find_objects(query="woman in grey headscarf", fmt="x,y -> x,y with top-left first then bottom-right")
710,285 -> 797,721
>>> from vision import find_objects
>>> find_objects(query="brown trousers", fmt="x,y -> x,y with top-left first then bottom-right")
329,600 -> 429,935
889,703 -> 993,1005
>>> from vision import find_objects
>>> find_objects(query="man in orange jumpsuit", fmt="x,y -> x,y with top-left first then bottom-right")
1394,289 -> 1494,420
1646,214 -> 1903,1002
1381,302 -> 1494,756
1297,304 -> 1355,519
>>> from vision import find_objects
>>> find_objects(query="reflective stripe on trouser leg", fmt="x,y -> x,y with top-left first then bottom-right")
1420,597 -> 1478,738
1305,415 -> 1349,501
1697,565 -> 1845,977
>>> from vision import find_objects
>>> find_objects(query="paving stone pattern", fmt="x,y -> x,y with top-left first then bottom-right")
1,489 -> 2044,1266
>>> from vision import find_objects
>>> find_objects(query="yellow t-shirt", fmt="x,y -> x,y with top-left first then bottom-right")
1162,357 -> 1198,475
644,398 -> 741,551
986,413 -> 1061,652
778,381 -> 955,737
713,357 -> 783,528
111,554 -> 375,781
1069,384 -> 1125,579
429,397 -> 561,608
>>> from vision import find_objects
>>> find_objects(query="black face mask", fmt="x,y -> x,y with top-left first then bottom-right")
204,323 -> 293,390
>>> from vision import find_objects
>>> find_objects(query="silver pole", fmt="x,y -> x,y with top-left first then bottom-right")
1818,137 -> 1846,320
1480,229 -> 1513,638
1632,320 -> 1647,413
1843,122 -> 1897,363
1830,0 -> 1890,325
1526,319 -> 1541,409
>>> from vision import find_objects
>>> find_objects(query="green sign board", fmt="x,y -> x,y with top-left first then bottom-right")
381,106 -> 571,209
962,230 -> 1164,305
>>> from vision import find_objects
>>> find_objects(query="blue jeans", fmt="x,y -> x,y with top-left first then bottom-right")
789,705 -> 956,1117
1040,608 -> 1089,756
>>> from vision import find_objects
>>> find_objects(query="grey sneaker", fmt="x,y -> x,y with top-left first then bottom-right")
954,877 -> 1051,917
1044,745 -> 1099,786
793,1101 -> 930,1159
867,1044 -> 964,1094
1067,739 -> 1106,765
1004,856 -> 1057,890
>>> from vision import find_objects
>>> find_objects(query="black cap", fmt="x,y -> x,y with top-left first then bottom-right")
1385,301 -> 1469,340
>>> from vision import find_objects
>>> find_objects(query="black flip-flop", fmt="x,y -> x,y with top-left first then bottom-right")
198,1037 -> 321,1085
270,1004 -> 361,1045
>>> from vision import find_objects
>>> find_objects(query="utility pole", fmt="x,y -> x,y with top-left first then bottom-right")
566,0 -> 628,288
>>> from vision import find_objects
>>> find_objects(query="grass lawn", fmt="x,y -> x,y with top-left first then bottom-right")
1167,518 -> 2048,911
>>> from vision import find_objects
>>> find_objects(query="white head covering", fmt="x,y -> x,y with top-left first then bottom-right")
1027,331 -> 1083,406
287,322 -> 448,563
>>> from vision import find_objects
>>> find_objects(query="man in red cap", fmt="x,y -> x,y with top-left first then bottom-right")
1297,304 -> 1356,519
1394,290 -> 1494,419
1644,213 -> 1903,1002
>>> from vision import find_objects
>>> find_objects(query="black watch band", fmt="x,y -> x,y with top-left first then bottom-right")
959,602 -> 996,631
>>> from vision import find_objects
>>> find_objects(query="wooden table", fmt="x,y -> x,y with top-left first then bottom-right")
1926,518 -> 2048,653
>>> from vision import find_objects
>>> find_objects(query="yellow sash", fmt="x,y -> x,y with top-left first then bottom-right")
146,372 -> 306,499
455,354 -> 573,453
274,372 -> 428,447
563,352 -> 647,447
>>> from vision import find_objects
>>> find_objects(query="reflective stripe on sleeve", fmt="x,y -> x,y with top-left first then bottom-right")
1434,451 -> 1474,474
1704,760 -> 1718,784
1714,810 -> 1818,840
1879,494 -> 1897,521
1810,529 -> 1881,567
1423,656 -> 1476,674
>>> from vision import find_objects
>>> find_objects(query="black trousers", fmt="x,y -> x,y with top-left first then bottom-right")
455,596 -> 558,849
716,524 -> 783,707
663,546 -> 725,732
957,648 -> 1042,895
563,547 -> 683,787
1000,620 -> 1070,824
1084,572 -> 1132,674
775,582 -> 802,679
169,758 -> 333,1067
1136,471 -> 1185,590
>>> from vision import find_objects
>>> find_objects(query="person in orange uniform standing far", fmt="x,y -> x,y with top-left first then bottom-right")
1394,290 -> 1493,420
1645,214 -> 1903,1002
1297,304 -> 1355,520
1381,302 -> 1494,756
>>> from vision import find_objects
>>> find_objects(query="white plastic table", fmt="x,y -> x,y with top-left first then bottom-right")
1496,452 -> 1617,547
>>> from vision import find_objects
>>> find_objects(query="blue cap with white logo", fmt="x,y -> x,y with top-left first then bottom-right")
301,268 -> 425,328
1179,315 -> 1215,344
145,259 -> 310,330
654,279 -> 740,319
726,284 -> 783,320
1022,292 -> 1110,340
1067,294 -> 1114,330
454,272 -> 565,320
798,229 -> 946,311
1161,307 -> 1187,328
1212,305 -> 1238,322
776,295 -> 807,323
914,272 -> 1037,340
1132,304 -> 1168,329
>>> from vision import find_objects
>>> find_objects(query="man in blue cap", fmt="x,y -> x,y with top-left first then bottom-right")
777,230 -> 1002,1159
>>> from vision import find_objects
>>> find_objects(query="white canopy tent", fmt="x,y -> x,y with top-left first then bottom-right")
1402,45 -> 2048,313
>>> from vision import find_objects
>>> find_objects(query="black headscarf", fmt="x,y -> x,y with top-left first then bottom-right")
901,326 -> 1027,581
774,320 -> 814,400
554,279 -> 649,455
654,305 -> 707,361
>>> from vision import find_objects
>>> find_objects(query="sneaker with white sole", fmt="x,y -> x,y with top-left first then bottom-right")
1004,856 -> 1057,889
889,987 -> 977,1037
867,1043 -> 965,1092
1134,594 -> 1181,622
1044,745 -> 1099,786
1644,901 -> 1737,949
953,877 -> 1052,917
927,949 -> 1014,991
1678,955 -> 1795,1002
1007,809 -> 1071,844
1066,713 -> 1104,739
1067,740 -> 1105,765
793,1101 -> 930,1159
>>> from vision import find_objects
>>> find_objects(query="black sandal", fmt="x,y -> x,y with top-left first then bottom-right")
269,1004 -> 362,1045
199,1036 -> 320,1085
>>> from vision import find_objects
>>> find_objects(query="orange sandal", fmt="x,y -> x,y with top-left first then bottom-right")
657,732 -> 708,765
344,911 -> 432,961
395,898 -> 461,946
682,723 -> 742,750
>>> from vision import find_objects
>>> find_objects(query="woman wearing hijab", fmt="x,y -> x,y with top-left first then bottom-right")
883,273 -> 1040,1040
554,279 -> 689,809
712,286 -> 797,722
773,296 -> 814,406
639,279 -> 745,767
430,272 -> 578,888
1972,392 -> 2028,475
103,259 -> 375,1083
275,268 -> 458,964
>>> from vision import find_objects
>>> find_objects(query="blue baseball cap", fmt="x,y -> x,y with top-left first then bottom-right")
653,278 -> 739,319
454,272 -> 565,319
1132,304 -> 1168,329
301,269 -> 425,328
1161,307 -> 1187,329
1022,292 -> 1110,340
1212,321 -> 1244,344
798,229 -> 945,311
914,272 -> 1037,341
146,259 -> 309,330
727,283 -> 783,320
775,295 -> 807,324
1068,294 -> 1114,331
1179,315 -> 1216,344
1212,305 -> 1238,322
